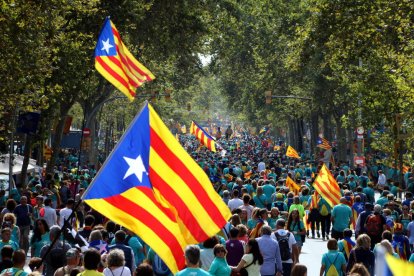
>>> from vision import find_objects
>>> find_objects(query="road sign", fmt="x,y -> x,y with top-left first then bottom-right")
354,156 -> 366,167
83,128 -> 91,137
356,126 -> 364,135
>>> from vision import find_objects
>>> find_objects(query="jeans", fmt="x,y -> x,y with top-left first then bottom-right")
282,263 -> 292,276
320,214 -> 331,238
19,225 -> 30,255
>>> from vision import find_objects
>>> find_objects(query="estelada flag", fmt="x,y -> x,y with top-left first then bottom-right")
313,164 -> 341,207
82,102 -> 231,273
190,121 -> 217,152
286,145 -> 300,159
286,176 -> 300,195
94,17 -> 155,101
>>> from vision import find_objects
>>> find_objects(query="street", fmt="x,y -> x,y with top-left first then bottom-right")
300,235 -> 327,276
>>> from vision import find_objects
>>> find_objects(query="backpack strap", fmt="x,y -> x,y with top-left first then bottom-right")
15,270 -> 25,276
326,253 -> 339,268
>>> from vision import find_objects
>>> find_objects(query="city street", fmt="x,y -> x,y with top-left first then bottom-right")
300,235 -> 328,276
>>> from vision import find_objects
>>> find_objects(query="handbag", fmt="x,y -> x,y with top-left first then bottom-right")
231,260 -> 253,276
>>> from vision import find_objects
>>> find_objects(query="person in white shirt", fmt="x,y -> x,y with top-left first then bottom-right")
228,190 -> 244,212
59,199 -> 75,228
271,219 -> 299,276
258,161 -> 266,173
377,170 -> 387,189
41,198 -> 58,228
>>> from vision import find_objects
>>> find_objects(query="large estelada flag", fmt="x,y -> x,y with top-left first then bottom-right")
82,102 -> 231,273
313,164 -> 341,207
286,176 -> 300,195
190,121 -> 217,152
94,17 -> 155,101
286,145 -> 300,159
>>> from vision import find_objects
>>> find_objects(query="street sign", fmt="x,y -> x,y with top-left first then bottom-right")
83,128 -> 91,137
354,156 -> 366,167
356,126 -> 364,135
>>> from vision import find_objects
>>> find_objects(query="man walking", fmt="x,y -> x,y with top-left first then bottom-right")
256,225 -> 283,276
13,196 -> 33,255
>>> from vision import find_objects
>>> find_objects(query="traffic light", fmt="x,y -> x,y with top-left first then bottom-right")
265,91 -> 272,104
164,89 -> 172,102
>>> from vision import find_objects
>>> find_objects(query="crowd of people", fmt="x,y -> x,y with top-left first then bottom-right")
0,132 -> 414,276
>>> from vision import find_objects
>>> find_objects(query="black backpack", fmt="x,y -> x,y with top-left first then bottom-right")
275,232 -> 291,261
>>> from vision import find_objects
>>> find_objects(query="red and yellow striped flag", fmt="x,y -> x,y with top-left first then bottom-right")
82,103 -> 230,273
286,176 -> 300,195
286,145 -> 300,159
94,18 -> 155,101
313,164 -> 341,207
190,121 -> 217,152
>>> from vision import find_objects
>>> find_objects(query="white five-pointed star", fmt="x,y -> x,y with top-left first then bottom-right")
123,155 -> 147,182
101,38 -> 114,54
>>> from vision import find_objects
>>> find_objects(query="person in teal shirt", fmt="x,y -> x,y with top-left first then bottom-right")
363,183 -> 375,204
376,191 -> 390,207
390,182 -> 399,197
30,219 -> 50,257
1,249 -> 28,276
331,198 -> 352,240
208,244 -> 231,276
0,228 -> 19,258
262,181 -> 276,208
409,252 -> 414,263
176,245 -> 211,276
336,171 -> 346,184
253,187 -> 267,209
320,239 -> 347,276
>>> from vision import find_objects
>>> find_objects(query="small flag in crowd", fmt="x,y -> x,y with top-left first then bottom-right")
94,17 -> 155,101
312,164 -> 341,207
259,126 -> 268,134
190,121 -> 217,152
82,102 -> 231,273
274,145 -> 281,151
317,137 -> 332,150
286,176 -> 300,195
286,145 -> 300,159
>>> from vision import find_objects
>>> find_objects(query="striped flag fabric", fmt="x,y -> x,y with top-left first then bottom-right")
317,137 -> 332,150
286,145 -> 300,159
312,164 -> 341,207
190,121 -> 217,152
82,102 -> 231,273
286,176 -> 300,195
94,17 -> 155,101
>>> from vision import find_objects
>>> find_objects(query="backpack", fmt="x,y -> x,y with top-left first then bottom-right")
153,254 -> 171,276
320,202 -> 329,216
325,253 -> 340,276
274,201 -> 285,212
49,246 -> 67,269
275,232 -> 291,261
365,214 -> 382,236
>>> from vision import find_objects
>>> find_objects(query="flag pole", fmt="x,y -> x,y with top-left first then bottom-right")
39,199 -> 83,267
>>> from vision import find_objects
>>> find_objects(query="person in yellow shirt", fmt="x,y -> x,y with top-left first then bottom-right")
289,196 -> 305,219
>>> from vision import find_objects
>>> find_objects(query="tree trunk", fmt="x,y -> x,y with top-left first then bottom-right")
322,113 -> 332,141
19,134 -> 32,187
347,127 -> 355,168
335,117 -> 347,164
287,119 -> 295,147
47,108 -> 70,173
310,111 -> 319,158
